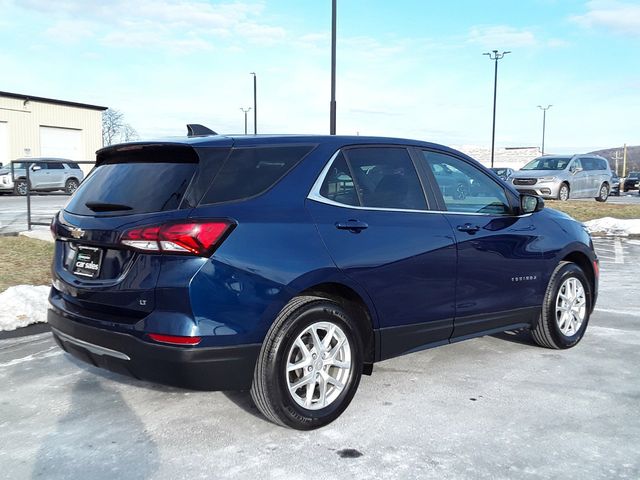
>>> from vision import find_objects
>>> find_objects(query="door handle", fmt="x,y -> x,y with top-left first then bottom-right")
456,223 -> 480,234
335,220 -> 368,233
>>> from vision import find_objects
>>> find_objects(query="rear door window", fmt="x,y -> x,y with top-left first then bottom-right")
343,147 -> 427,210
200,145 -> 314,205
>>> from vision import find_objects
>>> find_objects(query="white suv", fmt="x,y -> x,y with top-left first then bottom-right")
0,158 -> 85,195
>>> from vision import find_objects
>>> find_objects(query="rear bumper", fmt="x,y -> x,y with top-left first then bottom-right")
48,307 -> 260,391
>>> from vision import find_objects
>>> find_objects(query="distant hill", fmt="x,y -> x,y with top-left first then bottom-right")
589,145 -> 640,175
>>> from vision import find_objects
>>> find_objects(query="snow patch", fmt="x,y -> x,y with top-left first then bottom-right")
0,285 -> 50,331
584,217 -> 640,236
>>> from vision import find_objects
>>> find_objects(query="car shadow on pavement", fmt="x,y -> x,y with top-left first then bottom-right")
32,377 -> 160,480
221,390 -> 266,422
491,329 -> 537,346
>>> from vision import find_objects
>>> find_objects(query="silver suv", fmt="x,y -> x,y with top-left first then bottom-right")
0,158 -> 85,196
509,155 -> 613,202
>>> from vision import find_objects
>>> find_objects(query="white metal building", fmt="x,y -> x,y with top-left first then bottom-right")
0,91 -> 107,173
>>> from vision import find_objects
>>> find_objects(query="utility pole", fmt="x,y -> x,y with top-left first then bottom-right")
612,150 -> 623,175
537,105 -> 552,155
240,107 -> 251,135
250,72 -> 257,134
483,50 -> 511,168
623,143 -> 628,177
329,0 -> 337,135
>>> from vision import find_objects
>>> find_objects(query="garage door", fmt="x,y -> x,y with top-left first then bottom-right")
0,122 -> 7,167
40,126 -> 82,160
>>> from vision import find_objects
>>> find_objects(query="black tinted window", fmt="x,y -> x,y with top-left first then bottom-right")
345,147 -> 426,210
66,162 -> 80,169
201,146 -> 313,205
66,162 -> 196,215
47,163 -> 65,170
319,153 -> 358,206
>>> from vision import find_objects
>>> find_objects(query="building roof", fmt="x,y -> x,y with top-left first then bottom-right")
0,91 -> 108,111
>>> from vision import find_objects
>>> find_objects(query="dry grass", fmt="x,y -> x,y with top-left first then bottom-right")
0,236 -> 54,291
545,200 -> 640,222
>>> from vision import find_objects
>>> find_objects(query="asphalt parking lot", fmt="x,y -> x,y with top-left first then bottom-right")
0,195 -> 67,234
1,239 -> 639,479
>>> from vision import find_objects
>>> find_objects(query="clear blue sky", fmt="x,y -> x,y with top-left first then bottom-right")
1,0 -> 638,152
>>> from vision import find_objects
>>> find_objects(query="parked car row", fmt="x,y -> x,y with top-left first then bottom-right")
0,158 -> 85,195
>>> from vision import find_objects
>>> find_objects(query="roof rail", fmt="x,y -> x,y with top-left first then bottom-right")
187,124 -> 218,137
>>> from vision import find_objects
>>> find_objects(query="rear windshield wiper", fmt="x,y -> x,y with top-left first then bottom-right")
85,202 -> 133,212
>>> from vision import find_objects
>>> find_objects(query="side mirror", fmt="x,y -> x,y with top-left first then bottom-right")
520,194 -> 544,214
31,165 -> 41,171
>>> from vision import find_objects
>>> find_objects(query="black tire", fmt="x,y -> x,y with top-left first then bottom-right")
595,183 -> 609,202
532,262 -> 592,349
454,183 -> 468,200
250,295 -> 363,430
65,178 -> 79,195
14,179 -> 28,196
557,183 -> 570,201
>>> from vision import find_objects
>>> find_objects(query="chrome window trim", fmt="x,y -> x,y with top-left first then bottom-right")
307,149 -> 523,217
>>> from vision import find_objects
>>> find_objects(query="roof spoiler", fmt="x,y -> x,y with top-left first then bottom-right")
187,124 -> 217,137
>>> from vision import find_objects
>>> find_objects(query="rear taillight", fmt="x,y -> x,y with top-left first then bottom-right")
121,220 -> 234,256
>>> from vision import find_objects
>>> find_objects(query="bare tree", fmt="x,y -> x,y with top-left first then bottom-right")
102,108 -> 139,146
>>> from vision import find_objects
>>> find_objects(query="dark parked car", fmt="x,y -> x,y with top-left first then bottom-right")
49,131 -> 598,429
610,172 -> 620,196
623,172 -> 639,192
490,167 -> 514,181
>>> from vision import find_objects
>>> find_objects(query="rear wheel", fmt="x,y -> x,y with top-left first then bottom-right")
595,183 -> 609,202
251,295 -> 363,430
532,262 -> 591,349
557,183 -> 570,201
65,178 -> 79,195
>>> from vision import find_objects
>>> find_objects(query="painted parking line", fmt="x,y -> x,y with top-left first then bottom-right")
614,238 -> 625,264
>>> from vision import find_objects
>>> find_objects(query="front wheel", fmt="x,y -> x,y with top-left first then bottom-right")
557,183 -> 570,201
595,183 -> 609,202
251,296 -> 363,430
532,262 -> 591,349
14,179 -> 28,196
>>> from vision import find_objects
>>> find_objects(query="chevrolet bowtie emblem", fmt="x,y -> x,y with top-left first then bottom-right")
70,227 -> 85,239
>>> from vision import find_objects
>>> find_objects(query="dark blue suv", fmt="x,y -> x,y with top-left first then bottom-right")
49,132 -> 598,429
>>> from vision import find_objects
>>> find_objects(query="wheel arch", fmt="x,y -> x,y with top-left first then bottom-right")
561,250 -> 596,312
298,282 -> 377,365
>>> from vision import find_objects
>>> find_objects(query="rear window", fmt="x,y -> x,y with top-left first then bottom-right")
200,145 -> 314,205
65,162 -> 197,215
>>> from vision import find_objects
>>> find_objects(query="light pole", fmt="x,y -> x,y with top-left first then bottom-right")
250,72 -> 257,134
240,107 -> 251,135
537,105 -> 552,155
483,50 -> 510,168
330,0 -> 337,135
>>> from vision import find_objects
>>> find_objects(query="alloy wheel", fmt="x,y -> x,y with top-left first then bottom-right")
600,185 -> 608,201
559,185 -> 569,201
285,321 -> 352,410
555,277 -> 586,336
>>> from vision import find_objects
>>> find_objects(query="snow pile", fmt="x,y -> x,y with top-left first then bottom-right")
584,217 -> 640,236
0,285 -> 50,331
